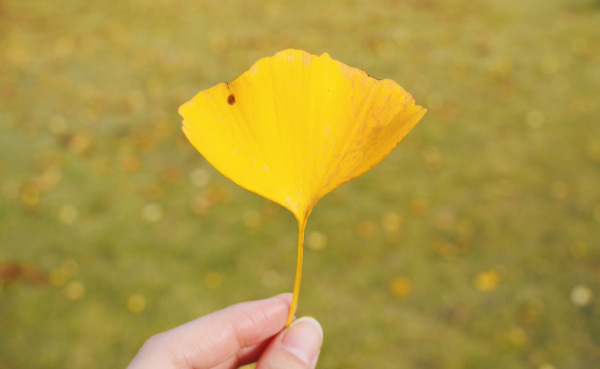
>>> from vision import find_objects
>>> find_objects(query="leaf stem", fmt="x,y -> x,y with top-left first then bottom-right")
286,219 -> 306,327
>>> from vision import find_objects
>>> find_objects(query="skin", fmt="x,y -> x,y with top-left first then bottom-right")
128,293 -> 323,369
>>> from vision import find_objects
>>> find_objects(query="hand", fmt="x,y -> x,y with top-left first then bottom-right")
128,293 -> 323,369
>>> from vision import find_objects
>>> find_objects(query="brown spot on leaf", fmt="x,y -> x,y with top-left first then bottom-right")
227,94 -> 235,105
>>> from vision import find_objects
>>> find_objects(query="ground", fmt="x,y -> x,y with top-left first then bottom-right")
0,0 -> 599,368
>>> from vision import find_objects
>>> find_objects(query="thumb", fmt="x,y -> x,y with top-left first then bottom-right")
256,317 -> 323,369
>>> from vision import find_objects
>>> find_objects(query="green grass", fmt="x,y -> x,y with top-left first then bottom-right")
1,0 -> 600,368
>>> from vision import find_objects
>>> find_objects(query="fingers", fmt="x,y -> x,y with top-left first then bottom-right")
256,317 -> 323,369
128,293 -> 292,369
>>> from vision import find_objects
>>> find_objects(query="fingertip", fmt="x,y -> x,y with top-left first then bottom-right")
254,293 -> 293,320
282,317 -> 323,366
256,316 -> 324,369
273,292 -> 294,305
264,293 -> 293,317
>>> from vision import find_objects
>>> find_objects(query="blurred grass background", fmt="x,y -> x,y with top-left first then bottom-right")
1,0 -> 599,368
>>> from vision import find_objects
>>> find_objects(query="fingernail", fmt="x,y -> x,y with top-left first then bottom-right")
282,317 -> 323,366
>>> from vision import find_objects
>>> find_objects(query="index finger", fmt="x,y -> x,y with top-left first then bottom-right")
129,293 -> 293,369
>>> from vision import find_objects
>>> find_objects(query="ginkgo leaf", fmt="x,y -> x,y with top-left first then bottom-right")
180,49 -> 426,326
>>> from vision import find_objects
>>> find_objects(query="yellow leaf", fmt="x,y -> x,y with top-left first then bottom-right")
180,49 -> 426,325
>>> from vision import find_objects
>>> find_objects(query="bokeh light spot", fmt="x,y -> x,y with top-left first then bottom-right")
49,268 -> 69,286
20,185 -> 40,207
570,285 -> 593,307
410,198 -> 429,216
390,277 -> 412,298
127,295 -> 147,313
549,181 -> 569,200
421,146 -> 443,171
243,210 -> 263,229
58,205 -> 79,225
122,155 -> 141,173
65,281 -> 86,301
204,271 -> 223,290
507,327 -> 527,346
356,220 -> 377,239
526,110 -> 545,129
191,194 -> 211,216
34,170 -> 62,192
142,183 -> 163,201
190,168 -> 210,188
67,132 -> 93,156
306,231 -> 327,251
161,166 -> 183,184
142,203 -> 163,223
539,364 -> 556,369
48,115 -> 68,135
262,270 -> 281,288
473,269 -> 500,292
54,37 -> 74,58
381,211 -> 403,233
